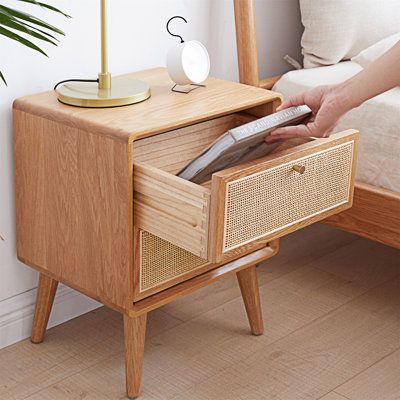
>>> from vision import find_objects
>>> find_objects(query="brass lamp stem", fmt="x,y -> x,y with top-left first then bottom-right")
55,0 -> 151,107
99,0 -> 111,89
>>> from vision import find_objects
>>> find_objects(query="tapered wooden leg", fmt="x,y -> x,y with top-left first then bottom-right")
124,313 -> 147,399
31,273 -> 59,343
237,265 -> 264,335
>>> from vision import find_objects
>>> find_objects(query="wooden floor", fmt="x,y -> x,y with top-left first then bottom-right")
1,224 -> 399,400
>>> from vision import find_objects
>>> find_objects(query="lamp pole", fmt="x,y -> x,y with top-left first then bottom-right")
55,0 -> 151,107
99,0 -> 111,89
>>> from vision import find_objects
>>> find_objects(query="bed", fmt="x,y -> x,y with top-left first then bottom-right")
234,0 -> 400,248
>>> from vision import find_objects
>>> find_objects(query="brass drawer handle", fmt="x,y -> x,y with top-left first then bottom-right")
292,165 -> 305,174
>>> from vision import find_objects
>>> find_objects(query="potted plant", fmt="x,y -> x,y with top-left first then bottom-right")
0,0 -> 69,84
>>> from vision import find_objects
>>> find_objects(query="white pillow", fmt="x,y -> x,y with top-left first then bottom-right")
351,33 -> 400,68
300,0 -> 400,68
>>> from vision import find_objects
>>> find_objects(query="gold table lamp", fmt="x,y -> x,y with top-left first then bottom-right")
56,0 -> 151,107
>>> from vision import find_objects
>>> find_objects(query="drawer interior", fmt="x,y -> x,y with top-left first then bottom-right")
132,113 -> 255,259
132,113 -> 257,175
132,113 -> 304,258
132,113 -> 306,177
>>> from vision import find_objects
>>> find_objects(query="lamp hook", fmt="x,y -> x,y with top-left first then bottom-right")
166,15 -> 187,43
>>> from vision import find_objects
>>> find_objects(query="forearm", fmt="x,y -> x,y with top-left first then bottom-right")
337,40 -> 400,111
270,40 -> 400,140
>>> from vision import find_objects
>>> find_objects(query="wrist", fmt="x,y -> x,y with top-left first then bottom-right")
333,80 -> 360,112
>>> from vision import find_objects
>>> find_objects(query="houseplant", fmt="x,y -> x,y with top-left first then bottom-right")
0,0 -> 69,84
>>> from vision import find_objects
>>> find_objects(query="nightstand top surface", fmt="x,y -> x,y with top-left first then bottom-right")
14,67 -> 281,142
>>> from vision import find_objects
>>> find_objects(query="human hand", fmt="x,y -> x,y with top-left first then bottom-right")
266,84 -> 349,143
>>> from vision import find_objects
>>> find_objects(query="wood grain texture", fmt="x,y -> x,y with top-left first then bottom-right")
132,114 -> 253,175
336,349 -> 400,400
234,0 -> 260,86
0,306 -> 181,400
13,67 -> 282,313
13,67 -> 295,399
1,225 -> 399,400
233,1 -> 282,89
243,97 -> 282,118
319,393 -> 350,400
14,110 -> 132,310
259,76 -> 282,90
324,183 -> 400,249
13,68 -> 281,143
236,265 -> 264,335
132,111 -> 275,263
161,224 -> 358,323
169,273 -> 400,400
213,130 -> 358,181
133,162 -> 210,258
124,313 -> 147,399
31,273 -> 58,344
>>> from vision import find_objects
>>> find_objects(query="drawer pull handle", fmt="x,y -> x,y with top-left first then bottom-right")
292,165 -> 306,174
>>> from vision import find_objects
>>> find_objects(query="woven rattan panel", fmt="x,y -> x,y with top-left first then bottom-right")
140,231 -> 208,292
224,141 -> 354,251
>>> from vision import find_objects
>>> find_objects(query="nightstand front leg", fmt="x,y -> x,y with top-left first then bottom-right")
31,273 -> 59,343
124,313 -> 147,399
237,265 -> 264,336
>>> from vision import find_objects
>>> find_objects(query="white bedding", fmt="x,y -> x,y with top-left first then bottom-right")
273,62 -> 400,192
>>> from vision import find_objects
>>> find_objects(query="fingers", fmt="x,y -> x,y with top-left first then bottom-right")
265,137 -> 283,144
268,124 -> 315,140
276,92 -> 307,111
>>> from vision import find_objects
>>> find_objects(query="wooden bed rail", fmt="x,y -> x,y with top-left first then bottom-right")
259,76 -> 281,90
234,0 -> 259,86
233,0 -> 281,89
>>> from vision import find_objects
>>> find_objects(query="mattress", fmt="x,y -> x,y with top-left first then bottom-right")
273,61 -> 400,192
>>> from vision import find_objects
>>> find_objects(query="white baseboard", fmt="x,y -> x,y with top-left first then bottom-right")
0,284 -> 101,349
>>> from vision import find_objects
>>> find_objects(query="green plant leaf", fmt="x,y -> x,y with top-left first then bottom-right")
0,25 -> 48,56
0,70 -> 6,85
17,0 -> 71,18
0,5 -> 65,35
0,1 -> 69,85
0,13 -> 57,45
22,20 -> 59,41
0,8 -> 60,41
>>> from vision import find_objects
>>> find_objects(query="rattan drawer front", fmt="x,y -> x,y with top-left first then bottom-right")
209,130 -> 359,262
224,141 -> 353,251
138,230 -> 209,297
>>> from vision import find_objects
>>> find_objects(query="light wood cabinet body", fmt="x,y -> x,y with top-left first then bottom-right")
13,68 -> 358,398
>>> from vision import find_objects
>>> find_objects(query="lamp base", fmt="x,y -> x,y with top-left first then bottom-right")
56,75 -> 151,108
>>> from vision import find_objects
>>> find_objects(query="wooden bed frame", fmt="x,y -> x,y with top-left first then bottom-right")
234,0 -> 400,249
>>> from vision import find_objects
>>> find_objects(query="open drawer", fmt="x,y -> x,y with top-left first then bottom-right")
133,113 -> 359,264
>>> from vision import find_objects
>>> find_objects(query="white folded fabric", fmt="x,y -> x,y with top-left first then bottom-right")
352,33 -> 400,68
300,0 -> 400,68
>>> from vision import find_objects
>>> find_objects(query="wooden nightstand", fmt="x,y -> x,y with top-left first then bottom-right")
13,68 -> 358,398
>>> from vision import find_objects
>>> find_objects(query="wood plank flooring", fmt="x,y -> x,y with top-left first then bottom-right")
0,223 -> 399,400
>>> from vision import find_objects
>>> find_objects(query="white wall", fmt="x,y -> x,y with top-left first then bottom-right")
0,0 -> 302,348
209,0 -> 302,81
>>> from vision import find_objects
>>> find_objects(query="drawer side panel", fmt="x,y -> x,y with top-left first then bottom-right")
133,162 -> 210,258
